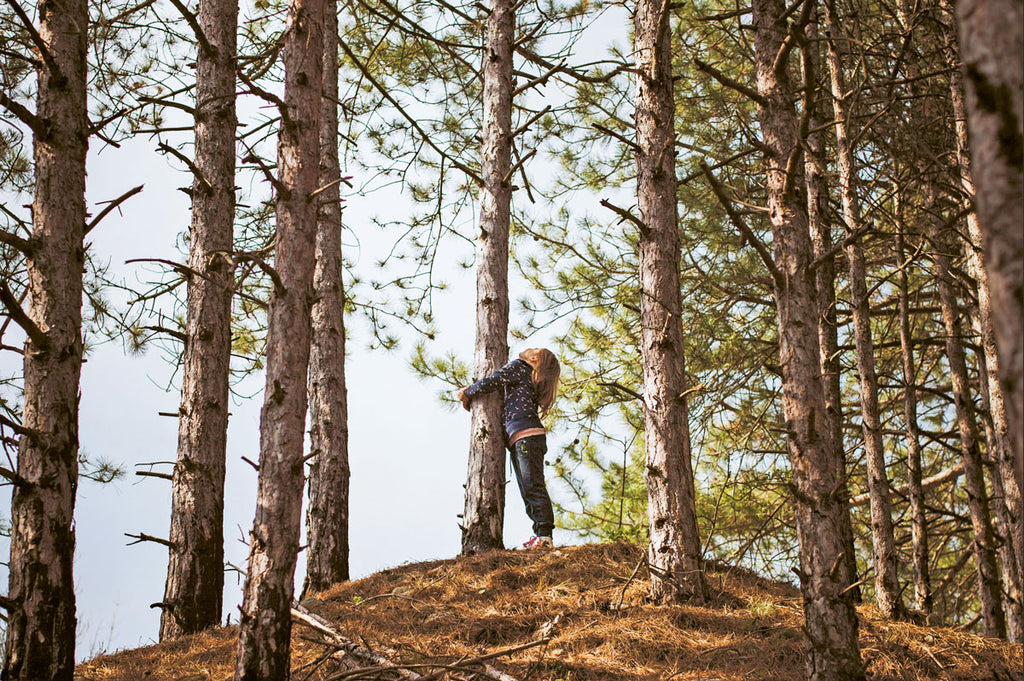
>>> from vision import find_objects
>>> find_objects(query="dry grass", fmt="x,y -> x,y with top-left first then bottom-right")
76,542 -> 1022,680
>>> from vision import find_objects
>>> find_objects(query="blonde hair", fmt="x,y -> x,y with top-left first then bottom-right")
519,348 -> 560,417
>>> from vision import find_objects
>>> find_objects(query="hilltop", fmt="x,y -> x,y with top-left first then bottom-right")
77,542 -> 1022,680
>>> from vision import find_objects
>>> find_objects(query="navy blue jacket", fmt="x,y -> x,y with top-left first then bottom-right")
463,359 -> 544,440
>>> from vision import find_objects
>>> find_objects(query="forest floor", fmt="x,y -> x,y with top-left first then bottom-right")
76,542 -> 1022,680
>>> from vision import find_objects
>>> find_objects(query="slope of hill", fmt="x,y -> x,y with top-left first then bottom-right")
77,542 -> 1022,680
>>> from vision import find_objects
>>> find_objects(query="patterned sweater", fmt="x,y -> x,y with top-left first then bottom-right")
463,359 -> 544,440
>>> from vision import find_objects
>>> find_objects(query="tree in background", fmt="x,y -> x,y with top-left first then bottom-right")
233,0 -> 324,674
160,0 -> 239,640
304,0 -> 351,593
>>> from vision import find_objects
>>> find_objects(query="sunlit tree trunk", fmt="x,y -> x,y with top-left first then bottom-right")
633,0 -> 708,604
304,0 -> 351,594
462,0 -> 513,555
822,0 -> 903,620
952,0 -> 1024,487
3,0 -> 87,676
161,0 -> 238,640
751,0 -> 863,676
233,0 -> 324,674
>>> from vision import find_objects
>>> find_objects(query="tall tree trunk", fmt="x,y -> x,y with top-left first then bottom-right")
160,0 -> 238,640
633,0 -> 708,604
927,225 -> 1006,639
233,0 -> 324,675
952,0 -> 1024,486
3,0 -> 87,677
751,0 -> 863,676
896,214 -> 931,616
822,0 -> 904,620
938,6 -> 1023,637
802,11 -> 860,603
462,0 -> 513,555
304,0 -> 351,595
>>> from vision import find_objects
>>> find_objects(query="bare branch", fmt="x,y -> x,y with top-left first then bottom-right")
157,143 -> 211,189
694,58 -> 768,107
137,95 -> 196,116
593,123 -> 641,153
136,470 -> 173,481
85,184 -> 144,235
0,90 -> 43,135
2,0 -> 60,78
166,0 -> 216,57
599,198 -> 648,236
125,532 -> 174,548
0,283 -> 48,351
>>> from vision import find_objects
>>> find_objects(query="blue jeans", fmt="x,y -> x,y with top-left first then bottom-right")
510,435 -> 554,537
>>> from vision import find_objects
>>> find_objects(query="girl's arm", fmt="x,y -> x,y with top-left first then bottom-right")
461,360 -> 527,400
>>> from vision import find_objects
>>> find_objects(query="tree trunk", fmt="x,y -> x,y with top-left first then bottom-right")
233,0 -> 324,675
304,0 -> 351,595
462,0 -> 513,556
3,0 -> 88,677
161,0 -> 238,640
952,0 -> 1024,487
751,0 -> 863,676
822,0 -> 904,620
896,216 -> 931,616
927,224 -> 1007,639
633,0 -> 708,605
802,11 -> 860,603
938,6 -> 1023,637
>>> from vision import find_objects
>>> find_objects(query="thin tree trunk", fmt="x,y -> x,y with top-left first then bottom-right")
802,11 -> 860,603
927,224 -> 1007,639
233,0 -> 324,675
462,0 -> 513,556
161,0 -> 238,640
751,0 -> 863,676
952,0 -> 1024,487
896,214 -> 931,616
634,0 -> 708,605
822,0 -> 904,620
3,0 -> 87,676
304,0 -> 351,595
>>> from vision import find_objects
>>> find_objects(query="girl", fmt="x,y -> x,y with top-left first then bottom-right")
458,348 -> 560,549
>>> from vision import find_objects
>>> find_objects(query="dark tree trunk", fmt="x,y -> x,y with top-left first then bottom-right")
822,0 -> 904,620
3,0 -> 88,677
233,0 -> 324,675
462,0 -> 513,556
304,0 -> 351,595
633,0 -> 708,604
952,0 -> 1024,487
751,0 -> 863,676
161,0 -> 238,640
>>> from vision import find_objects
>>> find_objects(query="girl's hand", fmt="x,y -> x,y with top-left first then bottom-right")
457,387 -> 470,411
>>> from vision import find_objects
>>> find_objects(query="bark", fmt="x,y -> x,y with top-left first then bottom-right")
938,8 -> 1023,637
822,0 -> 904,620
233,0 -> 324,675
751,0 -> 863,676
160,0 -> 238,640
953,0 -> 1024,487
897,219 -> 931,615
633,0 -> 708,604
802,11 -> 860,603
304,0 -> 351,595
927,225 -> 1006,639
462,0 -> 513,556
2,0 -> 88,677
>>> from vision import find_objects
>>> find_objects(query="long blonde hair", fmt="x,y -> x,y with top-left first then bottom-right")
519,348 -> 560,417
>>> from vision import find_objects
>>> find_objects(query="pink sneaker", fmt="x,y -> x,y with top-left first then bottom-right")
522,536 -> 554,549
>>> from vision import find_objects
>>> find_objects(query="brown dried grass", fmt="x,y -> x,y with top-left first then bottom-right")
76,542 -> 1022,680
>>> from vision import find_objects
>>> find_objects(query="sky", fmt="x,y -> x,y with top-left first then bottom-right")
3,128 -> 561,660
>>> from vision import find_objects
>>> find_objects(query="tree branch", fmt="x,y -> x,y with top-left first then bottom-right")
166,0 -> 216,57
694,58 -> 768,107
157,143 -> 211,189
0,90 -> 43,135
0,227 -> 35,256
599,199 -> 648,236
593,123 -> 641,153
137,94 -> 196,116
125,532 -> 174,548
2,0 -> 60,79
698,159 -> 783,285
85,184 -> 144,235
0,283 -> 48,351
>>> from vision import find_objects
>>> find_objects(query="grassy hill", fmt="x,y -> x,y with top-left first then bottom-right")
77,542 -> 1022,680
